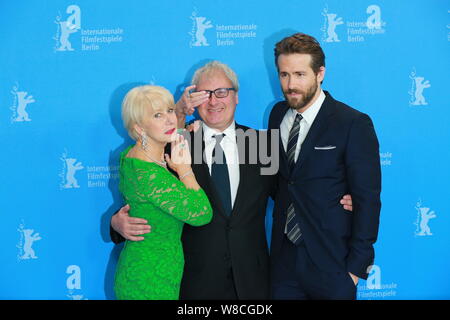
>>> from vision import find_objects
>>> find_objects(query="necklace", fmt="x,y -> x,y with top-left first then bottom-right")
140,147 -> 167,168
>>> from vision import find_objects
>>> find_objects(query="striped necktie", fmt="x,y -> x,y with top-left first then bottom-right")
285,113 -> 303,245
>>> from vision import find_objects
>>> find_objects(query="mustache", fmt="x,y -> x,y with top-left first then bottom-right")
284,89 -> 303,95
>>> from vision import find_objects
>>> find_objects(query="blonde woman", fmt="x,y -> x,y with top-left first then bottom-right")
114,85 -> 212,299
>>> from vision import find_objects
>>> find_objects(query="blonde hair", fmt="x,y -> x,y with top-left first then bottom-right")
121,85 -> 174,140
191,61 -> 239,91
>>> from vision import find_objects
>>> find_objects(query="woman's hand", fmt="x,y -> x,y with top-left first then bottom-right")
165,134 -> 191,175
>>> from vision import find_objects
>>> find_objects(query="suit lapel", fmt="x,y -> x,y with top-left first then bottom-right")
229,123 -> 250,220
189,129 -> 210,189
271,103 -> 290,178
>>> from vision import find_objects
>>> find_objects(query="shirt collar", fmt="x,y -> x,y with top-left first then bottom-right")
202,121 -> 236,142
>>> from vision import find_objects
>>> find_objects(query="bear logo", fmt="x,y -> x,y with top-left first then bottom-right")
325,13 -> 344,42
415,200 -> 437,236
64,158 -> 84,188
20,228 -> 41,260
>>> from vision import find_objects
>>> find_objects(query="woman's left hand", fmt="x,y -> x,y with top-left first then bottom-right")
165,134 -> 191,175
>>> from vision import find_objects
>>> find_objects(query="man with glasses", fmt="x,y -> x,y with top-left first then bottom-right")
110,60 -> 353,299
111,61 -> 276,299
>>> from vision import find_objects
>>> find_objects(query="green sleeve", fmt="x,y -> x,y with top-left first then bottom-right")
130,167 -> 212,226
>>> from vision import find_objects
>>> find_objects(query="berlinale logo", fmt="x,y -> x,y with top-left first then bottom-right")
321,4 -> 386,43
409,68 -> 431,106
321,6 -> 344,42
54,5 -> 81,51
17,220 -> 42,261
414,199 -> 437,236
189,8 -> 213,47
66,265 -> 88,299
10,83 -> 35,123
59,149 -> 84,189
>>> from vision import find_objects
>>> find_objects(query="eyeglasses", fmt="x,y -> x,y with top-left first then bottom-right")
199,87 -> 236,99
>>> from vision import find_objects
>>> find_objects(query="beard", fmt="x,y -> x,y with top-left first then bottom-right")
284,81 -> 318,111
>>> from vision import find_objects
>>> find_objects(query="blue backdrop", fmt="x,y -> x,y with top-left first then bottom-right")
1,0 -> 449,300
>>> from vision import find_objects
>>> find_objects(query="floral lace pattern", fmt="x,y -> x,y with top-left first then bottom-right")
114,146 -> 212,300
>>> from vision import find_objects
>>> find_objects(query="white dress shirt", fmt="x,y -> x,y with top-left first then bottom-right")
280,90 -> 326,162
202,121 -> 240,209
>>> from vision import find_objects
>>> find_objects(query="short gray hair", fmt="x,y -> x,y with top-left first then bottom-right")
121,85 -> 174,141
191,61 -> 239,91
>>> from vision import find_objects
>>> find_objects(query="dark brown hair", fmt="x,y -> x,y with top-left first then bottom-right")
274,33 -> 325,74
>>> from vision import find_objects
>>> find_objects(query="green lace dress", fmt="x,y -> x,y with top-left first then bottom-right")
114,146 -> 213,300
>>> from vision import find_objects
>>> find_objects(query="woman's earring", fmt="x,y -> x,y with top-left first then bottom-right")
141,131 -> 149,151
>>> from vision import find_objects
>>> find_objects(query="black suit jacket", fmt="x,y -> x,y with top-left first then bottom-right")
111,123 -> 275,299
269,91 -> 381,280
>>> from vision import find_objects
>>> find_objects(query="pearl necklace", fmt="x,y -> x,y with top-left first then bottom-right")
140,147 -> 167,168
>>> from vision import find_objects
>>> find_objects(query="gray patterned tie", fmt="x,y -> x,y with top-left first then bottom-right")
285,113 -> 303,245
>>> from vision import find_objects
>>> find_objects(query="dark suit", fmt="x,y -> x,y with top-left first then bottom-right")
269,91 -> 381,299
111,123 -> 275,300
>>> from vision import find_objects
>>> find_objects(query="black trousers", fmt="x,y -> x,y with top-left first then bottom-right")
271,236 -> 357,300
180,266 -> 238,300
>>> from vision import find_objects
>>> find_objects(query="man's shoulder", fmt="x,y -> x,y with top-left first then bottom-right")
235,122 -> 265,135
326,93 -> 370,121
235,122 -> 252,131
268,100 -> 289,129
270,100 -> 288,115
